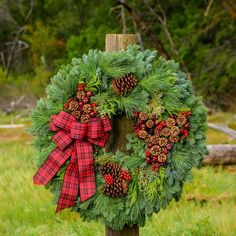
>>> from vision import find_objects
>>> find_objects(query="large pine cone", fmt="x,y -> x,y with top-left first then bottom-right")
112,74 -> 137,96
100,162 -> 122,178
102,178 -> 125,197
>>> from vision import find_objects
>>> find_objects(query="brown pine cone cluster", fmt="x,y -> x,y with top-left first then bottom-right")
112,74 -> 137,96
100,162 -> 132,198
133,111 -> 191,172
63,82 -> 98,123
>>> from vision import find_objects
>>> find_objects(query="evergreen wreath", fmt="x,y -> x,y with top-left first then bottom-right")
31,45 -> 208,230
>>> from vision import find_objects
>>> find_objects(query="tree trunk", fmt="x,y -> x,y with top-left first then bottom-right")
105,34 -> 139,236
203,145 -> 236,165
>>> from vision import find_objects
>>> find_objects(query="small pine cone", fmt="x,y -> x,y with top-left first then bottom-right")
82,104 -> 92,114
71,110 -> 81,119
68,100 -> 79,111
176,115 -> 187,126
81,114 -> 90,123
112,74 -> 137,96
76,91 -> 85,100
146,119 -> 154,128
102,178 -> 124,197
158,153 -> 167,163
159,137 -> 168,147
154,128 -> 161,136
150,145 -> 162,156
166,117 -> 176,127
139,112 -> 149,121
170,126 -> 180,136
169,135 -> 179,143
161,127 -> 170,137
138,130 -> 148,139
150,135 -> 160,145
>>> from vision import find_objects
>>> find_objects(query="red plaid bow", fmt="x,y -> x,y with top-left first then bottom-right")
33,111 -> 112,212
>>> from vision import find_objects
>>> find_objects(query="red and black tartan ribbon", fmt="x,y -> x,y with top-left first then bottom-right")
33,111 -> 112,212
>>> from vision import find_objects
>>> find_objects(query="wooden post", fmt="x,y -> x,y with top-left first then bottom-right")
105,34 -> 139,236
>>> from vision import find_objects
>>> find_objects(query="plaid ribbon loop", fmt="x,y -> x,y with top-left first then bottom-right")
33,111 -> 112,212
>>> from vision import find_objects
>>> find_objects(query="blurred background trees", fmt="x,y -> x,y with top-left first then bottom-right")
0,0 -> 235,110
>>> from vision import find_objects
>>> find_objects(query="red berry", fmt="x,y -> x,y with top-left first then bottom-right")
86,91 -> 93,97
183,129 -> 189,136
83,97 -> 89,103
79,101 -> 84,107
163,148 -> 168,155
91,103 -> 97,108
145,157 -> 151,163
78,85 -> 84,91
151,165 -> 155,170
161,120 -> 166,126
140,124 -> 146,130
148,142 -> 154,148
153,156 -> 157,162
145,149 -> 151,157
154,120 -> 159,126
166,143 -> 172,150
135,127 -> 141,132
185,111 -> 191,117
184,123 -> 190,129
89,111 -> 95,117
64,103 -> 69,109
133,112 -> 139,117
157,124 -> 163,130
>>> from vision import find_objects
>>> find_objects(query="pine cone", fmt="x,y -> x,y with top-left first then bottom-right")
166,117 -> 176,127
81,114 -> 90,123
102,178 -> 124,197
161,127 -> 170,137
82,104 -> 92,114
158,153 -> 167,163
71,110 -> 81,119
100,162 -> 122,178
150,135 -> 160,145
159,137 -> 168,147
139,112 -> 149,121
137,130 -> 148,139
112,74 -> 137,96
68,100 -> 79,111
150,145 -> 162,156
170,126 -> 180,136
76,91 -> 85,100
169,135 -> 179,143
176,115 -> 187,126
146,119 -> 154,128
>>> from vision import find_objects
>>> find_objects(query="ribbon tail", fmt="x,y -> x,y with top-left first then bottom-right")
56,147 -> 79,213
33,146 -> 73,185
76,140 -> 96,202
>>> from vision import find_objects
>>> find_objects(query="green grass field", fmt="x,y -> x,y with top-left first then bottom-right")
0,113 -> 236,236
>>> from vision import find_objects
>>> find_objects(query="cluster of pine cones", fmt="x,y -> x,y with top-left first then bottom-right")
133,111 -> 191,172
64,82 -> 98,123
100,162 -> 132,198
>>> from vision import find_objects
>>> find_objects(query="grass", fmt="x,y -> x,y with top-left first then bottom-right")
0,113 -> 236,235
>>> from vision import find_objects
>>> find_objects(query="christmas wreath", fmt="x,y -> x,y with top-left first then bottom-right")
31,45 -> 208,230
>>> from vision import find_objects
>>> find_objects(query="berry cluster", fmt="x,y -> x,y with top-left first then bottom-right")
100,162 -> 132,197
133,111 -> 191,172
64,82 -> 97,123
104,174 -> 114,185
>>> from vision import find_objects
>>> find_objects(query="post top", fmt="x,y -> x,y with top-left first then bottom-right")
105,34 -> 138,52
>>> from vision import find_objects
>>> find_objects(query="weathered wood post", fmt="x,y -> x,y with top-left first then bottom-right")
105,34 -> 139,236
